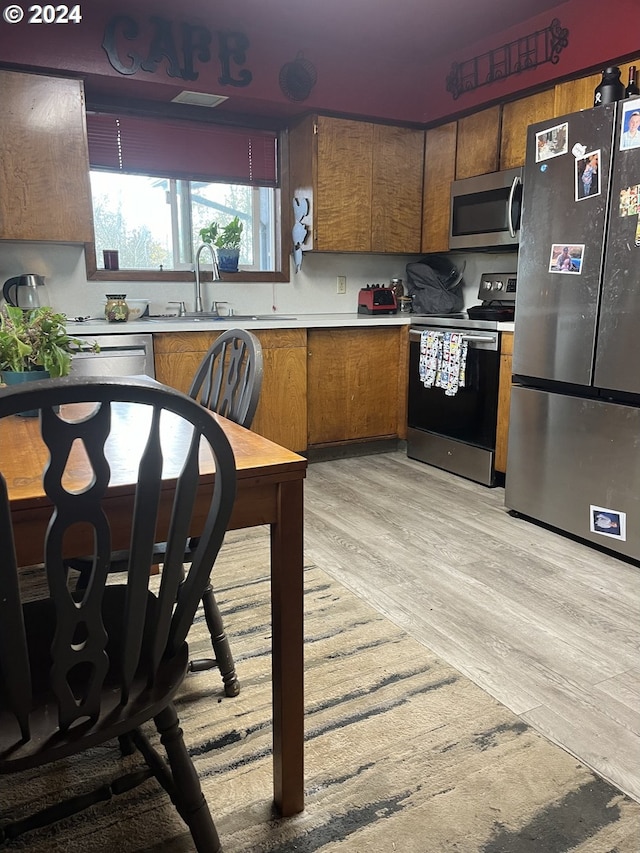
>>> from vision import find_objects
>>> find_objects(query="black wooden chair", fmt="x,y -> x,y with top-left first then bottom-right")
190,327 -> 264,428
70,329 -> 263,698
0,376 -> 236,851
179,328 -> 263,695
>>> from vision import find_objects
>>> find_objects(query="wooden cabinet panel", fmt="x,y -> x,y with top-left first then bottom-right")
455,106 -> 501,179
495,332 -> 513,474
421,121 -> 457,254
288,114 -> 315,201
500,90 -> 556,170
0,70 -> 93,243
554,74 -> 601,116
154,329 -> 307,452
396,325 -> 409,440
308,328 -> 401,445
154,350 -> 203,395
371,124 -> 424,253
254,343 -> 307,452
289,115 -> 423,254
315,117 -> 373,252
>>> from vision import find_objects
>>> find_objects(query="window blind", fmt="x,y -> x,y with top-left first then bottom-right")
86,113 -> 278,187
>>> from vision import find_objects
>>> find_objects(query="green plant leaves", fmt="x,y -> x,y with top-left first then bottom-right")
0,306 -> 97,378
198,216 -> 243,250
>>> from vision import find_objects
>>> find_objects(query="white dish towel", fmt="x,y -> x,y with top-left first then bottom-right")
419,330 -> 468,396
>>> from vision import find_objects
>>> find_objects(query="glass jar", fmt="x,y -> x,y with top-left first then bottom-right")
105,294 -> 129,323
398,295 -> 413,313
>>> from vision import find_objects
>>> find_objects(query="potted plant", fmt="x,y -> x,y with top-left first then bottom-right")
198,215 -> 244,272
0,306 -> 98,413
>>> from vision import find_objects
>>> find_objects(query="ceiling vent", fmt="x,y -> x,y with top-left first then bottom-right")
171,91 -> 229,108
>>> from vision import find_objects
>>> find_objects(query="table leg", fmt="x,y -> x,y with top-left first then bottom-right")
270,477 -> 304,816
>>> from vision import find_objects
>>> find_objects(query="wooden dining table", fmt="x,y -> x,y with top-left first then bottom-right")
0,402 -> 307,817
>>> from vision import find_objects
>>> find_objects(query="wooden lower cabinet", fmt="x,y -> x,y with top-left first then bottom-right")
154,325 -> 409,453
153,329 -> 308,452
495,332 -> 513,474
307,327 -> 407,446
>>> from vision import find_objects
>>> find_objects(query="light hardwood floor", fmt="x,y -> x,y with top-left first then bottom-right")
303,450 -> 640,803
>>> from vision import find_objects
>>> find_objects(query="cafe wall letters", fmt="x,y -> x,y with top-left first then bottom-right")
102,14 -> 253,87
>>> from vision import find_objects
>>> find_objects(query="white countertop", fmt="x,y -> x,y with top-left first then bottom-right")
68,313 -> 515,335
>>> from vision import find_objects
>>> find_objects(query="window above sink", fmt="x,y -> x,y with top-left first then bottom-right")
90,172 -> 279,274
84,110 -> 288,285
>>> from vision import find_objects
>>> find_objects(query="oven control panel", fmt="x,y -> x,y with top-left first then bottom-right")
478,272 -> 517,302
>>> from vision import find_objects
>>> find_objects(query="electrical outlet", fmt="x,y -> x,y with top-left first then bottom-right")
336,275 -> 347,294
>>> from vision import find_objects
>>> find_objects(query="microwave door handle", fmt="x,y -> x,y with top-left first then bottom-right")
507,175 -> 520,238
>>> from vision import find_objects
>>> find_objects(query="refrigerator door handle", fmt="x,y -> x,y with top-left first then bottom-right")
507,175 -> 521,238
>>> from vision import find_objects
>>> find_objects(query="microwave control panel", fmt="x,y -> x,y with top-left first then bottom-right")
478,272 -> 517,303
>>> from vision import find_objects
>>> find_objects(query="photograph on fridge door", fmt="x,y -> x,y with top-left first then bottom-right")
548,243 -> 585,273
535,122 -> 568,162
620,99 -> 640,150
619,184 -> 639,216
575,150 -> 601,200
590,506 -> 626,540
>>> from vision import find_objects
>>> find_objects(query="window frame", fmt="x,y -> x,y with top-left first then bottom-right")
84,109 -> 290,284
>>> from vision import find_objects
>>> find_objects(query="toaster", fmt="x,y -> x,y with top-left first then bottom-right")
357,285 -> 397,315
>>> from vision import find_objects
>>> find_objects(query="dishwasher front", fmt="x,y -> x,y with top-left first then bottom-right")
71,334 -> 155,379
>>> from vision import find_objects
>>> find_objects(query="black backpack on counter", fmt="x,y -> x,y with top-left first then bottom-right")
406,255 -> 465,314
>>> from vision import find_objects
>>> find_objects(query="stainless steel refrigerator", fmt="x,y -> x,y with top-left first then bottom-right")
505,99 -> 640,560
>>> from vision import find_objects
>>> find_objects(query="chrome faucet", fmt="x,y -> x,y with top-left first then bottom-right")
194,243 -> 220,313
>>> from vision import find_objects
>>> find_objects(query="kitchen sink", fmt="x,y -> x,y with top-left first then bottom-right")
144,314 -> 297,323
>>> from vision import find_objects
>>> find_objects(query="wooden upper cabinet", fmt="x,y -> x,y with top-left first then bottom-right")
288,115 -> 424,253
0,70 -> 93,243
500,90 -> 556,170
455,106 -> 501,179
371,124 -> 424,253
315,116 -> 374,252
421,121 -> 457,254
554,73 -> 602,116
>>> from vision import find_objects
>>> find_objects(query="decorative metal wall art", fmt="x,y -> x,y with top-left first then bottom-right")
279,53 -> 317,101
446,18 -> 569,100
102,15 -> 252,87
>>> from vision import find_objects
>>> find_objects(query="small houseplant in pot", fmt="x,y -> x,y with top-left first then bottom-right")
0,305 -> 97,415
198,216 -> 244,272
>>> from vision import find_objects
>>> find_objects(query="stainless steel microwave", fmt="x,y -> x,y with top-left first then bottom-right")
449,167 -> 523,250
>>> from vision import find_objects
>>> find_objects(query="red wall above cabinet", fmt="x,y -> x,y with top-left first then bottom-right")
0,0 -> 636,125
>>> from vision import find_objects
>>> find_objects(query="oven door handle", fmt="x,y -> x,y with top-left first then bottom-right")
410,329 -> 498,346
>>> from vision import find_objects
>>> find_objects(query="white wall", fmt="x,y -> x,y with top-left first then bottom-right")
0,242 -> 518,318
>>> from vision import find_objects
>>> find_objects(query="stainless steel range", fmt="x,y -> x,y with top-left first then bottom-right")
406,273 -> 516,486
